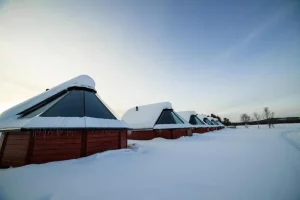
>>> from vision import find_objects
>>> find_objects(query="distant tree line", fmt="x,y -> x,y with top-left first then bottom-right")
209,114 -> 232,126
234,107 -> 300,128
239,107 -> 275,128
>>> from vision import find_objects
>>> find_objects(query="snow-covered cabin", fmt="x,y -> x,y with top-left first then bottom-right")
197,114 -> 218,131
212,117 -> 225,129
207,117 -> 223,130
0,75 -> 128,167
177,111 -> 210,133
122,102 -> 192,140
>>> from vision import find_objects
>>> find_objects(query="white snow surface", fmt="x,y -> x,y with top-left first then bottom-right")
153,123 -> 192,129
0,75 -> 95,120
85,117 -> 128,128
122,102 -> 191,129
1,124 -> 300,200
0,117 -> 128,129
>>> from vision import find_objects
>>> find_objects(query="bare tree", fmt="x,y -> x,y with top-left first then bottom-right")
262,107 -> 275,128
270,111 -> 275,128
253,112 -> 261,128
240,113 -> 251,128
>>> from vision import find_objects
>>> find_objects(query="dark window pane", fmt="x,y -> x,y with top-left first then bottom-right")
156,110 -> 184,124
189,116 -> 197,125
195,116 -> 206,125
211,120 -> 219,125
204,118 -> 213,125
190,115 -> 206,125
84,91 -> 116,119
41,90 -> 84,117
22,94 -> 67,118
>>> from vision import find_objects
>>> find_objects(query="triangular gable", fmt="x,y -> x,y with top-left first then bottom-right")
122,102 -> 192,130
177,111 -> 207,127
0,75 -> 128,130
0,75 -> 95,120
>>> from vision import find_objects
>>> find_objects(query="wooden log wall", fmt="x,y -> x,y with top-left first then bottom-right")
30,130 -> 82,164
0,129 -> 128,168
0,132 -> 30,167
127,130 -> 156,140
193,127 -> 208,134
128,128 -> 192,140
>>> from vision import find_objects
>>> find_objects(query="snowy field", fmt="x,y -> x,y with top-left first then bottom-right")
1,124 -> 300,200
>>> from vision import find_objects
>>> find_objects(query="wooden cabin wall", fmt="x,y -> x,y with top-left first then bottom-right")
86,130 -> 119,156
128,130 -> 156,140
0,129 -> 128,167
0,132 -> 30,167
30,130 -> 82,164
172,129 -> 188,139
128,128 -> 192,140
119,130 -> 127,149
193,127 -> 208,134
155,129 -> 172,139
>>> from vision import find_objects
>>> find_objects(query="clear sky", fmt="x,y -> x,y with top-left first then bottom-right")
0,0 -> 299,122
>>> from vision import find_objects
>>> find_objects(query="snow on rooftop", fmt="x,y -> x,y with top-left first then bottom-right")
122,102 -> 191,129
0,75 -> 95,120
0,75 -> 128,130
177,111 -> 196,122
122,102 -> 172,129
177,111 -> 208,128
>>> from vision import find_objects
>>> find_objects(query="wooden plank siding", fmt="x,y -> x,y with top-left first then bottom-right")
119,130 -> 127,149
155,129 -> 172,139
0,129 -> 128,167
128,128 -> 192,140
193,127 -> 208,134
30,130 -> 83,164
172,129 -> 188,139
86,130 -> 119,156
0,132 -> 30,167
127,130 -> 156,140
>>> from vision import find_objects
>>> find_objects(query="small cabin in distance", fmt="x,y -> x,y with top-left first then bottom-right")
177,111 -> 210,133
122,102 -> 192,140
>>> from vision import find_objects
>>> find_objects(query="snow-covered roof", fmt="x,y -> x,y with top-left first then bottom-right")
177,111 -> 208,127
0,75 -> 95,120
207,117 -> 222,127
122,102 -> 192,129
0,75 -> 128,130
198,114 -> 217,127
213,118 -> 225,127
177,111 -> 196,122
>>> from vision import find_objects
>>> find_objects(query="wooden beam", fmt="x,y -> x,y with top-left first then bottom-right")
25,131 -> 35,165
0,133 -> 9,168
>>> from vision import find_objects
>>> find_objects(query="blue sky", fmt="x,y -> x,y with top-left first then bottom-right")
0,0 -> 299,121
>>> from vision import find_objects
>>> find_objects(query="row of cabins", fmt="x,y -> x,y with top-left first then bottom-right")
0,75 -> 224,167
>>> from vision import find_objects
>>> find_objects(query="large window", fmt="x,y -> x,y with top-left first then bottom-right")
211,120 -> 219,125
84,91 -> 116,119
41,90 -> 85,117
22,89 -> 117,119
189,115 -> 206,125
203,118 -> 213,125
156,110 -> 184,124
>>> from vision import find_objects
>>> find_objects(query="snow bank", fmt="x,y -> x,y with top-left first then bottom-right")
1,124 -> 300,200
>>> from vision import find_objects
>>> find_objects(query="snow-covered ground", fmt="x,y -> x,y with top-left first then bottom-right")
1,124 -> 300,200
